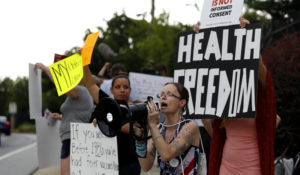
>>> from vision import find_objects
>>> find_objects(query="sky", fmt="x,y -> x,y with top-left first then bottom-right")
0,0 -> 204,80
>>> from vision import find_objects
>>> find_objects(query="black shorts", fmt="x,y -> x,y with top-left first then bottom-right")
60,139 -> 71,159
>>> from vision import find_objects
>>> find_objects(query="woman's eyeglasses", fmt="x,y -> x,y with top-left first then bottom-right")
156,93 -> 181,99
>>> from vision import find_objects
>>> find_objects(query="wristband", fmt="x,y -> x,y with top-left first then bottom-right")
136,141 -> 147,158
152,134 -> 162,141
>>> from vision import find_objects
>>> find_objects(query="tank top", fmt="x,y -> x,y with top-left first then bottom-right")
157,118 -> 200,175
220,118 -> 261,175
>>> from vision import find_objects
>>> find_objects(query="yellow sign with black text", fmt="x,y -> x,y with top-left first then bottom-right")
49,53 -> 83,96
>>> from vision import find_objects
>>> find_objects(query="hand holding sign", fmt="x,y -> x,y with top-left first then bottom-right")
81,31 -> 100,66
200,0 -> 244,29
174,23 -> 262,119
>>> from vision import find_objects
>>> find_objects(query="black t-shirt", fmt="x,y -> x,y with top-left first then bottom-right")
117,131 -> 139,167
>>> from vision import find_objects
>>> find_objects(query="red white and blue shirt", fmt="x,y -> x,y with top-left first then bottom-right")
157,119 -> 200,175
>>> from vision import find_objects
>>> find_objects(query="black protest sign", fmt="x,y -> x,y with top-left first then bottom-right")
174,23 -> 262,119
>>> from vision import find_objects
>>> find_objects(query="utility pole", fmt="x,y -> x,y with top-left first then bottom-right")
151,0 -> 155,24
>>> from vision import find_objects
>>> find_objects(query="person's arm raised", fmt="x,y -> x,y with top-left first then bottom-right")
202,119 -> 214,137
34,63 -> 54,83
133,123 -> 156,172
97,62 -> 111,77
258,55 -> 267,89
83,66 -> 100,104
35,62 -> 79,98
239,16 -> 267,89
138,139 -> 156,172
150,121 -> 199,162
146,100 -> 200,161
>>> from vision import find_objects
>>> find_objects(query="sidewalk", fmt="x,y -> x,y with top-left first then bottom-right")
32,166 -> 60,175
32,164 -> 160,175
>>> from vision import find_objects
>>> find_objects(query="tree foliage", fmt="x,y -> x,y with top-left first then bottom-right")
262,33 -> 300,163
245,0 -> 300,46
40,73 -> 66,113
244,2 -> 300,169
82,12 -> 192,77
245,0 -> 300,27
0,77 -> 14,116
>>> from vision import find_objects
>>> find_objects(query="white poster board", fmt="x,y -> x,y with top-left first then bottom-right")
200,0 -> 244,29
35,115 -> 61,168
129,72 -> 173,103
70,123 -> 118,175
174,24 -> 262,119
28,63 -> 42,119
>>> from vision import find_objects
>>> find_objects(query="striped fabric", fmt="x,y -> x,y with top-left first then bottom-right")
157,119 -> 200,175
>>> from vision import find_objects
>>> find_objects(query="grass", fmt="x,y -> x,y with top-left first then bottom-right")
16,123 -> 36,133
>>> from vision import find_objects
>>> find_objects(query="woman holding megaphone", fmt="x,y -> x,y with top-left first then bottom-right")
133,82 -> 201,175
83,66 -> 141,175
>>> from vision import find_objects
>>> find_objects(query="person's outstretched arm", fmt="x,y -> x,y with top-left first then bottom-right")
34,63 -> 54,82
138,139 -> 156,172
133,122 -> 156,172
147,101 -> 200,162
97,62 -> 111,77
34,62 -> 78,98
239,16 -> 267,89
202,119 -> 214,137
83,66 -> 100,104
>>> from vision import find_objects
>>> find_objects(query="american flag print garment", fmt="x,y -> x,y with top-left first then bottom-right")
157,119 -> 200,175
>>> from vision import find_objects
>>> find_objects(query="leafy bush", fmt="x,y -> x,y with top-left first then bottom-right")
262,32 -> 300,174
17,123 -> 36,133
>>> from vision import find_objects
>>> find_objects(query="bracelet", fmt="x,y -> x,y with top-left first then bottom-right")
136,141 -> 147,158
152,135 -> 162,141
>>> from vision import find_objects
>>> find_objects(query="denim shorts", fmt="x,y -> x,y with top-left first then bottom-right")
60,139 -> 71,159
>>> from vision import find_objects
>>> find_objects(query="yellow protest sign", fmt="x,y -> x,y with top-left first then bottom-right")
49,53 -> 83,96
81,31 -> 100,66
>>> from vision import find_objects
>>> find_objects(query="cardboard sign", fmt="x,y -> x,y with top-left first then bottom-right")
129,72 -> 173,103
49,53 -> 83,96
70,123 -> 118,175
174,24 -> 262,119
35,115 -> 61,169
81,31 -> 100,66
200,0 -> 244,29
28,63 -> 42,119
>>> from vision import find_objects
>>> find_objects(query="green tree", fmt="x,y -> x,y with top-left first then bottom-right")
40,73 -> 66,113
245,0 -> 300,45
262,34 -> 300,168
0,77 -> 14,115
245,2 -> 300,170
11,77 -> 29,114
245,0 -> 300,28
80,12 -> 192,77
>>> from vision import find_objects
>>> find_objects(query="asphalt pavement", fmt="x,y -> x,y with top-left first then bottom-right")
33,163 -> 160,175
0,133 -> 160,175
0,134 -> 38,175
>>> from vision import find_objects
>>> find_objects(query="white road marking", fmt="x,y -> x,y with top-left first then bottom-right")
0,142 -> 36,160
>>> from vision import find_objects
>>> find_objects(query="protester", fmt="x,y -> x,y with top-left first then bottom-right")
99,63 -> 141,103
133,82 -> 201,175
95,62 -> 111,85
194,17 -> 280,175
83,65 -> 141,175
155,63 -> 167,76
34,62 -> 94,175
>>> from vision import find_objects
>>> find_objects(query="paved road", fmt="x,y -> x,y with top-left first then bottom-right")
0,133 -> 38,175
0,133 -> 36,156
0,133 -> 161,175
